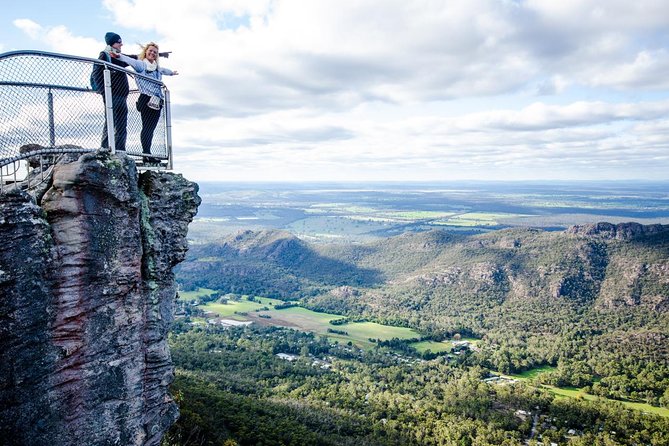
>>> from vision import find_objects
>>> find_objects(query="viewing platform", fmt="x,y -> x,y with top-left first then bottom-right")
0,50 -> 173,193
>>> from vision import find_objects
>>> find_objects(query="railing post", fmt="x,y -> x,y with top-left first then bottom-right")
164,88 -> 173,170
48,88 -> 55,146
103,67 -> 116,153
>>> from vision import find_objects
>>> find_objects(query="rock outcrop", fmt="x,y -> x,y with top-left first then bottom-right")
566,221 -> 669,240
0,152 -> 200,446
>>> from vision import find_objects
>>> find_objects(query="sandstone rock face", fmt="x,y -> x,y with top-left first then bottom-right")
567,222 -> 669,240
0,152 -> 200,446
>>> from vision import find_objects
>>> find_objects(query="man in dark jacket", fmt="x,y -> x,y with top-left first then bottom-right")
93,32 -> 130,152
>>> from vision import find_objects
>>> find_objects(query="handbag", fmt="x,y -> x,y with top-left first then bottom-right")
147,95 -> 162,110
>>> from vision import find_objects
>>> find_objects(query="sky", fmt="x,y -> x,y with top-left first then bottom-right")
2,0 -> 669,183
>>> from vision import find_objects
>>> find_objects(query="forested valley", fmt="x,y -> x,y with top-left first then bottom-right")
166,223 -> 669,445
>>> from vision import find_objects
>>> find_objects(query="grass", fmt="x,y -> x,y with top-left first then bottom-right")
200,297 -> 421,349
412,340 -> 452,353
379,211 -> 457,220
411,337 -> 481,354
200,297 -> 285,319
544,385 -> 669,417
431,212 -> 536,227
506,366 -> 669,418
510,365 -> 557,380
259,306 -> 420,348
545,385 -> 592,399
620,400 -> 669,417
344,321 -> 417,342
178,287 -> 218,301
262,306 -> 339,329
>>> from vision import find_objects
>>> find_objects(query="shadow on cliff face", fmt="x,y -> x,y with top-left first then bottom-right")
0,151 -> 200,446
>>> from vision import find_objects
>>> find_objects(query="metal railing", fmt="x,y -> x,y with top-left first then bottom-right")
0,50 -> 173,192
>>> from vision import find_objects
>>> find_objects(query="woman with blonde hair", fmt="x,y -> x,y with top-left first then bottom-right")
118,42 -> 178,163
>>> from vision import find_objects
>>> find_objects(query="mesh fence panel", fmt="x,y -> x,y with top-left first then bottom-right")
0,51 -> 169,169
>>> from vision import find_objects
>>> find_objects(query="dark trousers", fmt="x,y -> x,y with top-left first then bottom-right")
137,94 -> 162,155
101,95 -> 128,152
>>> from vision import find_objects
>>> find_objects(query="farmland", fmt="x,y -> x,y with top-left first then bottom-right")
506,367 -> 669,418
178,287 -> 218,301
544,385 -> 669,418
187,181 -> 669,243
197,296 -> 421,348
202,297 -> 284,319
412,337 -> 480,354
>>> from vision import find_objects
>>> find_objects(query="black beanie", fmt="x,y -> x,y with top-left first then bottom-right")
105,32 -> 122,45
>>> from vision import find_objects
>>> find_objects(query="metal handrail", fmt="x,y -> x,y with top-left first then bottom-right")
0,50 -> 173,190
0,49 -> 168,96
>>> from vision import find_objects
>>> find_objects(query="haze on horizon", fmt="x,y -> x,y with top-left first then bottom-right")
2,1 -> 669,183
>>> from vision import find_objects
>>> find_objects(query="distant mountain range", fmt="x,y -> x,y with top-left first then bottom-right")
179,222 -> 668,311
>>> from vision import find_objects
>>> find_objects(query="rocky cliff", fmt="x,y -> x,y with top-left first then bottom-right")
0,152 -> 200,446
566,221 -> 669,240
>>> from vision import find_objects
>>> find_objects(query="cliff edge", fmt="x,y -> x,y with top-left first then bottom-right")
0,152 -> 200,446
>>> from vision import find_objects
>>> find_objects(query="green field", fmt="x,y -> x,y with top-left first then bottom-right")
261,306 -> 338,329
379,211 -> 457,220
178,287 -> 218,301
258,306 -> 420,348
506,367 -> 669,417
200,297 -> 421,348
545,385 -> 669,417
433,212 -> 525,227
200,297 -> 285,319
412,340 -> 452,353
412,337 -> 481,353
509,365 -> 557,380
344,321 -> 417,341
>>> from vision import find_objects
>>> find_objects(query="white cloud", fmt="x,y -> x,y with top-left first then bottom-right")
13,19 -> 101,56
168,97 -> 669,181
525,0 -> 669,29
5,1 -> 669,181
587,49 -> 669,89
454,100 -> 669,131
101,0 -> 669,112
13,19 -> 42,40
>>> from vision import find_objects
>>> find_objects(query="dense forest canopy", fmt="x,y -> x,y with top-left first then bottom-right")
169,223 -> 669,445
164,325 -> 669,445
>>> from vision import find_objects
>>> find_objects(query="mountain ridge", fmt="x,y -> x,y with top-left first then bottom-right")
180,224 -> 669,310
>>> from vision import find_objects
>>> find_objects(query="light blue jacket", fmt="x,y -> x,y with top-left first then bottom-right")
117,54 -> 175,99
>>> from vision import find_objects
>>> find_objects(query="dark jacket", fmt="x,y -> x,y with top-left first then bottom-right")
92,51 -> 131,97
